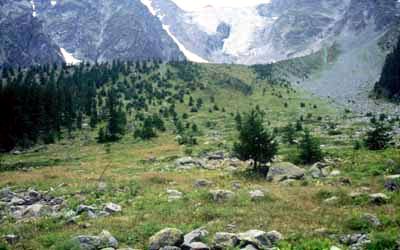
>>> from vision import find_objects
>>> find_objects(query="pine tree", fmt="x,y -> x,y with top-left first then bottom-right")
298,129 -> 323,164
282,123 -> 296,145
364,119 -> 392,150
233,109 -> 278,174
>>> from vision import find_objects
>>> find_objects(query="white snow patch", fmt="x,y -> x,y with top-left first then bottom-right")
60,48 -> 81,65
50,0 -> 57,6
162,25 -> 208,63
30,0 -> 37,17
140,0 -> 157,16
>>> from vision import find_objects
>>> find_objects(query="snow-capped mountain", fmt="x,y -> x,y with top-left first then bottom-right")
142,0 -> 400,64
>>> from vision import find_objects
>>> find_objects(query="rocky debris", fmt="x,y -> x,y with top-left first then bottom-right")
267,162 -> 305,182
210,190 -> 235,203
249,190 -> 265,201
368,193 -> 390,204
104,203 -> 122,214
167,190 -> 183,202
183,228 -> 209,245
73,230 -> 118,250
237,230 -> 282,250
308,162 -> 331,179
240,244 -> 258,250
361,213 -> 381,227
75,202 -> 122,218
384,175 -> 400,192
175,157 -> 206,170
339,234 -> 370,250
3,234 -> 19,245
0,187 -> 65,220
213,232 -> 239,249
194,179 -> 213,189
149,228 -> 184,250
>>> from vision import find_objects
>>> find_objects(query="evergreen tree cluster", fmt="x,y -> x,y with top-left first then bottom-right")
375,35 -> 400,101
0,60 -> 212,151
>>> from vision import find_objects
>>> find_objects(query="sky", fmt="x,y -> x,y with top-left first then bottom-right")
170,0 -> 271,11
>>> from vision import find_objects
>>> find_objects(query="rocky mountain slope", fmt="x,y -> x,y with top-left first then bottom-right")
33,0 -> 184,63
144,0 -> 400,65
0,0 -> 63,67
0,0 -> 185,67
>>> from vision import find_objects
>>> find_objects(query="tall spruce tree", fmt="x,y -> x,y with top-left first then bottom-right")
233,109 -> 278,174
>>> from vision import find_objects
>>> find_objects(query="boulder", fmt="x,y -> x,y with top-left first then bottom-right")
4,234 -> 19,245
98,230 -> 119,249
104,203 -> 122,214
267,162 -> 305,182
167,190 -> 183,202
384,176 -> 400,192
77,205 -> 97,215
240,245 -> 258,250
249,190 -> 265,201
184,228 -> 208,244
149,228 -> 184,250
369,193 -> 389,204
160,247 -> 181,250
182,242 -> 209,250
266,231 -> 283,245
210,190 -> 235,203
73,231 -> 117,250
213,232 -> 239,249
194,179 -> 213,188
339,233 -> 370,250
237,230 -> 273,250
23,204 -> 46,218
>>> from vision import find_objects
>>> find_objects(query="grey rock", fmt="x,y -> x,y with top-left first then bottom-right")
266,231 -> 283,245
167,190 -> 183,202
160,247 -> 181,250
339,234 -> 370,250
213,232 -> 239,249
149,228 -> 184,250
104,203 -> 122,214
210,190 -> 235,203
4,234 -> 19,245
23,204 -> 46,217
77,205 -> 97,215
267,162 -> 305,182
361,213 -> 381,227
240,245 -> 258,250
237,230 -> 273,250
194,179 -> 213,188
369,193 -> 390,204
182,242 -> 209,250
384,176 -> 400,192
99,230 -> 119,249
184,228 -> 208,244
249,190 -> 265,201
